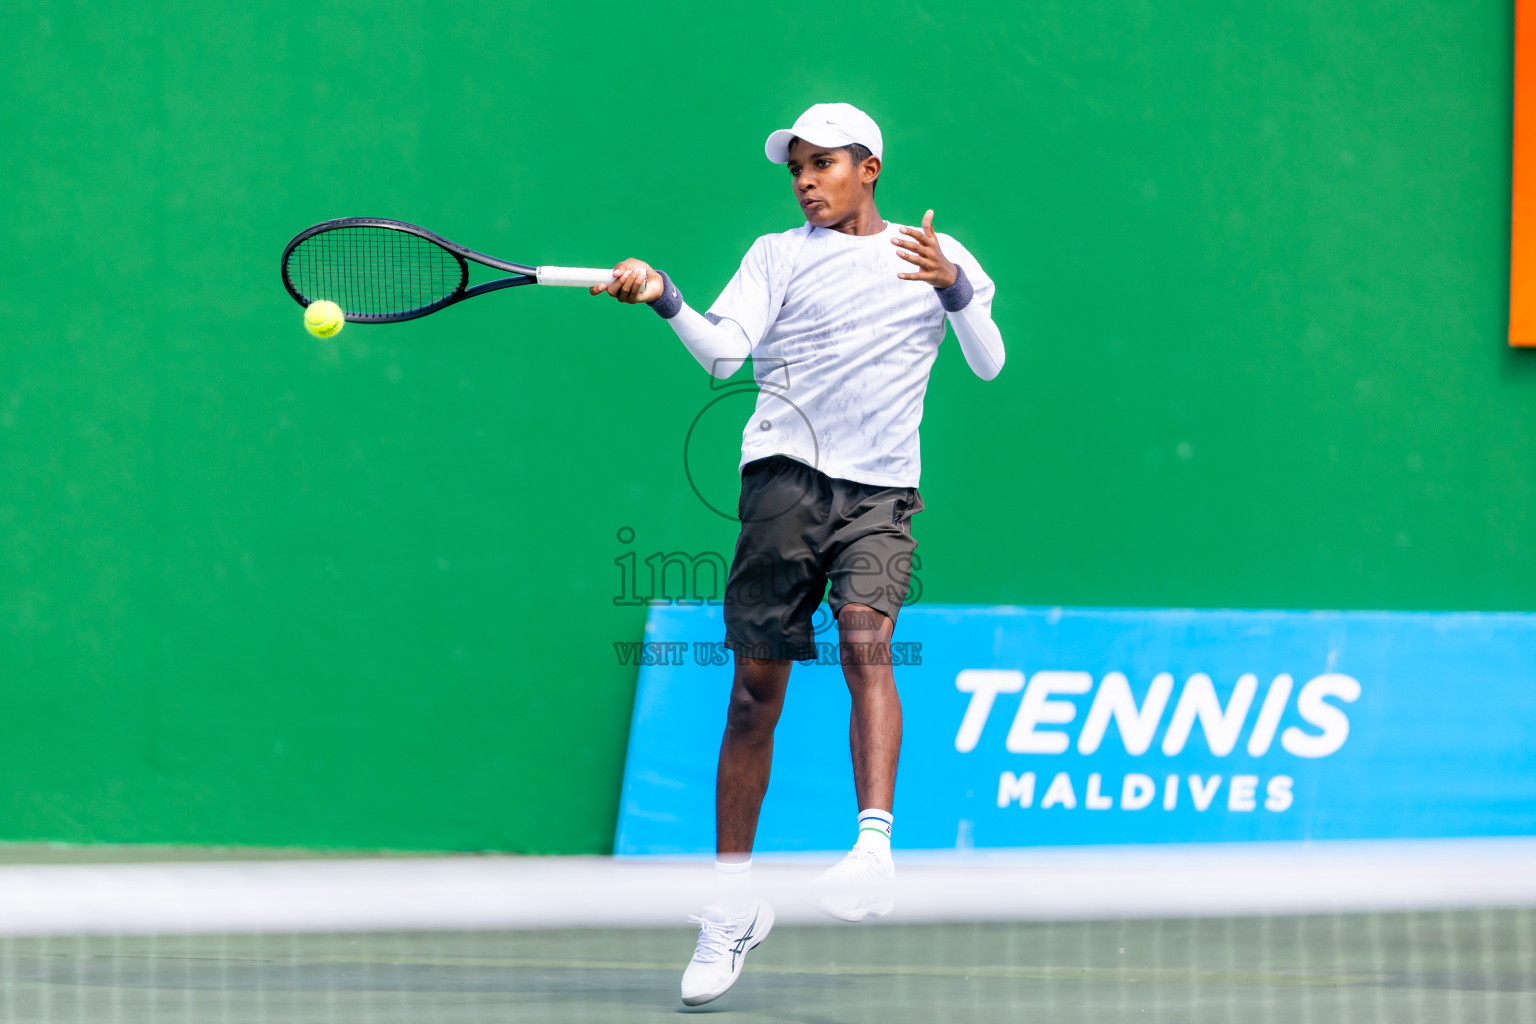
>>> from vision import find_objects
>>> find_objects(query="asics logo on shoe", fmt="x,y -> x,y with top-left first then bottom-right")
730,912 -> 758,971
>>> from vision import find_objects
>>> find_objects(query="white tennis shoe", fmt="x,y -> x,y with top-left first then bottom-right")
816,846 -> 896,922
680,900 -> 774,1006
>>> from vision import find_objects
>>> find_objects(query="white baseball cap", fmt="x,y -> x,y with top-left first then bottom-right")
764,102 -> 884,164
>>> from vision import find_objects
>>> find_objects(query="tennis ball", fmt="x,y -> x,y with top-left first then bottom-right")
304,300 -> 344,338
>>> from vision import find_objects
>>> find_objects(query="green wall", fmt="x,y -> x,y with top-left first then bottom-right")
0,0 -> 1527,853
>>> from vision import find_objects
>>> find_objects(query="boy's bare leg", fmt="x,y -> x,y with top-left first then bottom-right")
715,655 -> 793,856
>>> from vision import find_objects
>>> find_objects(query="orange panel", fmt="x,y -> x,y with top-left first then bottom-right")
1513,0 -> 1536,345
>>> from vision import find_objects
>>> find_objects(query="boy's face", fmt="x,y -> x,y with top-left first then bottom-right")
786,138 -> 879,228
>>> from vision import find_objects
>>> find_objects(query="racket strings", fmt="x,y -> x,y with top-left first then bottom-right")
286,226 -> 464,318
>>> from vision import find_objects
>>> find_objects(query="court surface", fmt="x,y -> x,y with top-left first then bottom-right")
4,911 -> 1533,1023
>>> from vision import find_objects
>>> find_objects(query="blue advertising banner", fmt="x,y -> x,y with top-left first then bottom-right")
614,605 -> 1536,856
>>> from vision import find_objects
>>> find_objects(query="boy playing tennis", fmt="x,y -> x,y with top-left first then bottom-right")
593,102 -> 1006,1006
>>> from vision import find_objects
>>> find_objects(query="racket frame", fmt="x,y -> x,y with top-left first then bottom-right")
282,217 -> 570,323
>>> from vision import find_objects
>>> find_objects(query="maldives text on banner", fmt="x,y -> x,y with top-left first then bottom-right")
614,605 -> 1536,855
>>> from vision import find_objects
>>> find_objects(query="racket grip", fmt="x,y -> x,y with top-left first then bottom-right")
537,266 -> 619,288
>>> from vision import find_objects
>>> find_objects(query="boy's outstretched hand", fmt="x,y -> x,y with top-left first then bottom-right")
590,258 -> 665,304
892,209 -> 958,289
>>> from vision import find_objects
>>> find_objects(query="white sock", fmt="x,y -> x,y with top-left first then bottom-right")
713,857 -> 754,917
854,809 -> 893,857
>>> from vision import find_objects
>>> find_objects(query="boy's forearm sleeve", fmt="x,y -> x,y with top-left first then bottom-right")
671,305 -> 753,378
950,302 -> 1006,380
645,271 -> 752,377
940,265 -> 1005,381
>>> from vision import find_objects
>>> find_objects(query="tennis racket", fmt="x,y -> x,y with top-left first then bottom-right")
280,217 -> 618,323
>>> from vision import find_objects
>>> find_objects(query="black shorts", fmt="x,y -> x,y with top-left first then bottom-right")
723,455 -> 923,662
